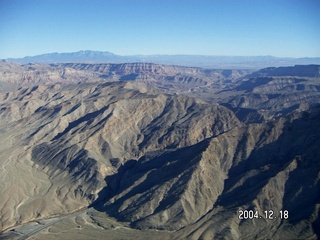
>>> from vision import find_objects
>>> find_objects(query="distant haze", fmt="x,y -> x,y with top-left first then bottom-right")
6,50 -> 320,69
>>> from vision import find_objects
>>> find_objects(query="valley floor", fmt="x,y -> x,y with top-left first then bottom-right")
1,209 -> 176,240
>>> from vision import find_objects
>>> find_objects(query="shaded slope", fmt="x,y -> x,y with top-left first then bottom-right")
177,107 -> 320,240
93,138 -> 225,230
87,106 -> 320,239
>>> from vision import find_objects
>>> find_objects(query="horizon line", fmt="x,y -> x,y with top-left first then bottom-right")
4,50 -> 320,60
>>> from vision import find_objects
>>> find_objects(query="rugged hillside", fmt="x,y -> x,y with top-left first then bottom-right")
0,61 -> 253,104
0,61 -> 250,90
2,62 -> 319,119
0,63 -> 319,239
248,64 -> 320,78
177,108 -> 320,239
87,106 -> 319,239
0,61 -> 104,90
0,81 -> 239,232
221,65 -> 320,121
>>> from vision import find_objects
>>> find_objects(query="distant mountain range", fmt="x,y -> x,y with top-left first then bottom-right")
6,50 -> 320,69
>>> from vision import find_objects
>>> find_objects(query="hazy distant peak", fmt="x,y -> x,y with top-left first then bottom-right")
6,50 -> 320,69
74,50 -> 116,56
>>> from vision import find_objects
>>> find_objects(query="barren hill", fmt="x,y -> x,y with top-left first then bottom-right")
0,63 -> 319,239
0,81 -> 239,231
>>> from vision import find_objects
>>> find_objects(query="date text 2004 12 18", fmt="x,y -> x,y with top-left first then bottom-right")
238,210 -> 289,220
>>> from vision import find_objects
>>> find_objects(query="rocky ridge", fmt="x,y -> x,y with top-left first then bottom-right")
2,61 -> 320,120
0,61 -> 250,92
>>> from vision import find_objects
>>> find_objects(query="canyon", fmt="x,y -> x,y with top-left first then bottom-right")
0,61 -> 319,239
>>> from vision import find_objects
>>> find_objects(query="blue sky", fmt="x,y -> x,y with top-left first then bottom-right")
1,0 -> 319,58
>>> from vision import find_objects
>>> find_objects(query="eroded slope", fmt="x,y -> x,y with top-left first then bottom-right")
0,64 -> 319,239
